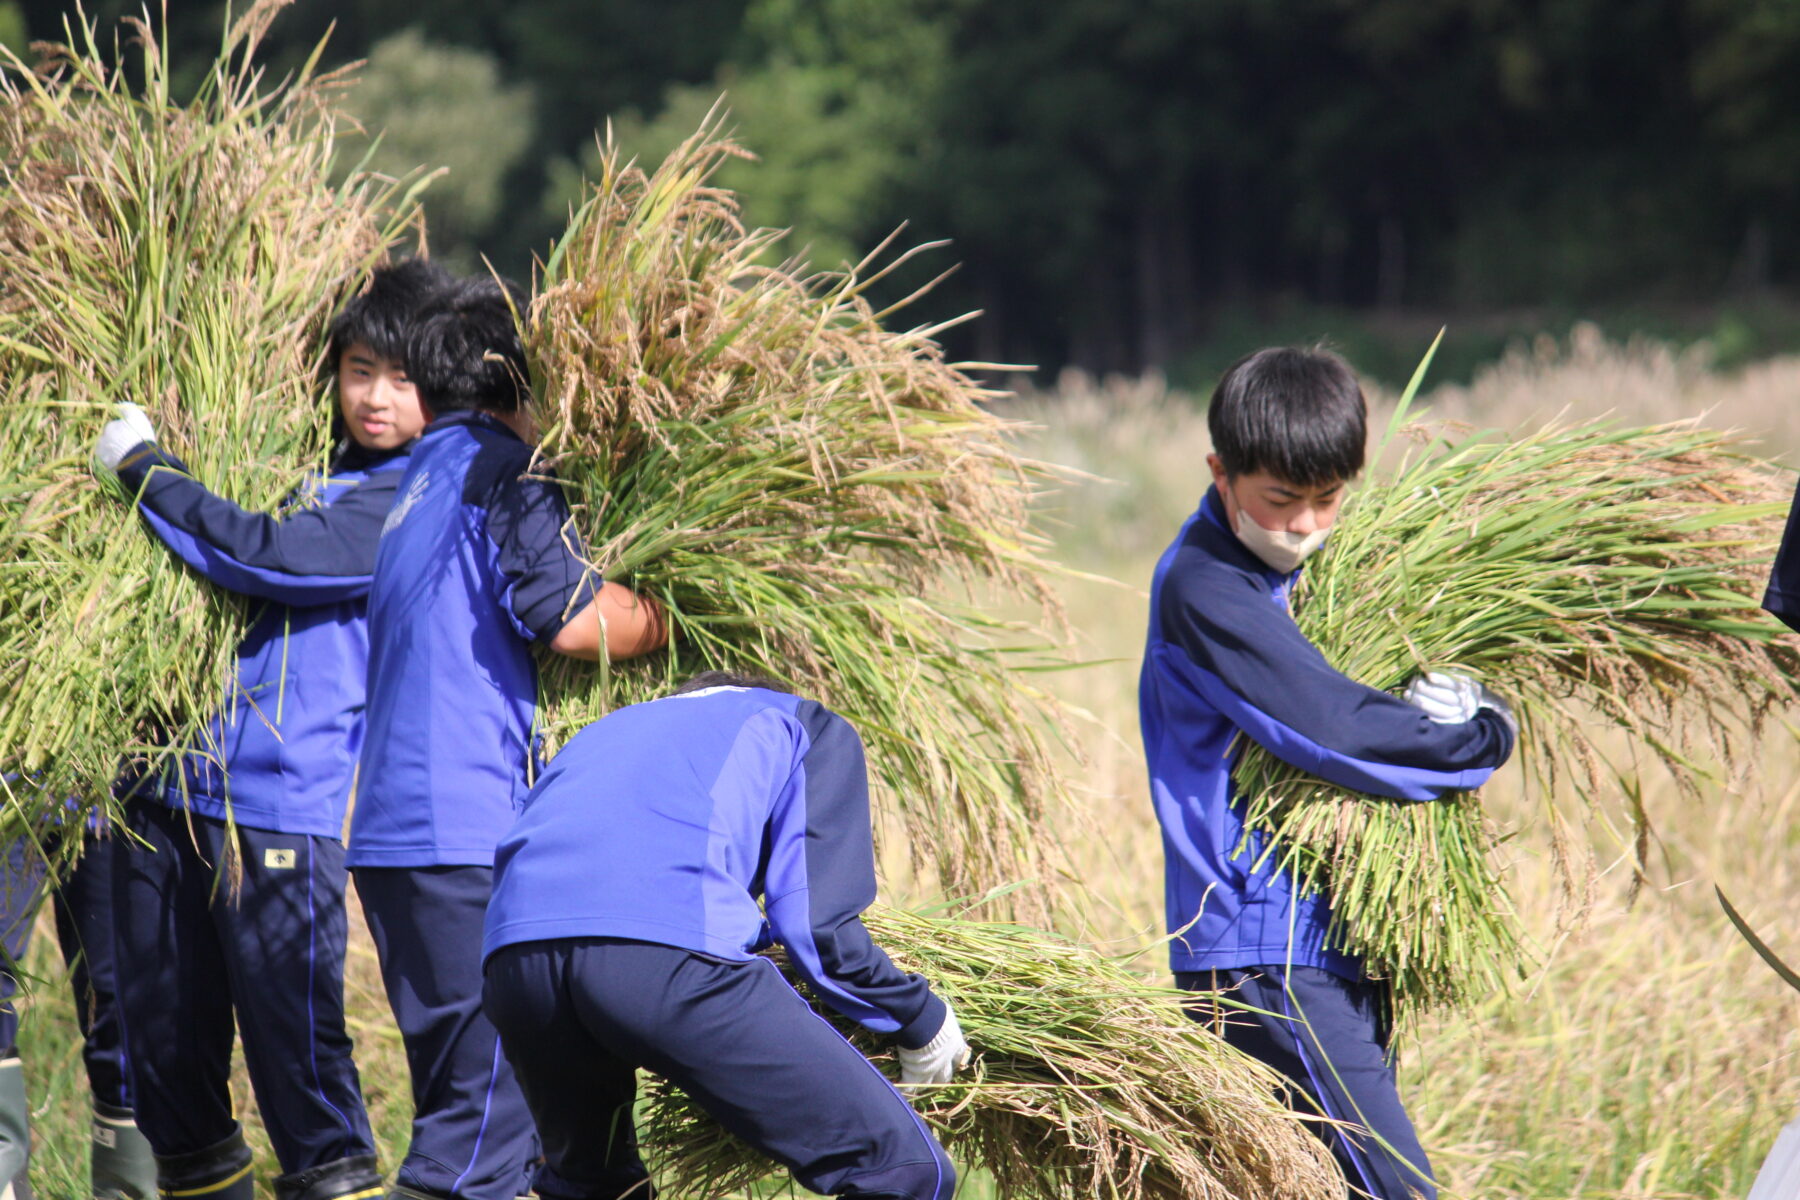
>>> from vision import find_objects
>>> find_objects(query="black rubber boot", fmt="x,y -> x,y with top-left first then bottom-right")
273,1155 -> 383,1200
154,1128 -> 254,1200
0,1055 -> 35,1200
91,1101 -> 157,1200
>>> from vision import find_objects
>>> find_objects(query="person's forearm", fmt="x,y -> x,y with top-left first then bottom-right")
547,583 -> 667,661
121,458 -> 392,605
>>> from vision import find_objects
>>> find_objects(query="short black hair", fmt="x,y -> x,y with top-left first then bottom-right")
670,670 -> 791,697
403,275 -> 530,414
325,258 -> 452,367
1207,346 -> 1367,486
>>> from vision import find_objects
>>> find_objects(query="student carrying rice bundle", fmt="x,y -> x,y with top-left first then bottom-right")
354,277 -> 665,1200
90,260 -> 452,1200
1138,347 -> 1518,1200
482,672 -> 968,1200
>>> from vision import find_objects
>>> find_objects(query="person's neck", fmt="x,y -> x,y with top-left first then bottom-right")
481,407 -> 536,444
426,405 -> 536,444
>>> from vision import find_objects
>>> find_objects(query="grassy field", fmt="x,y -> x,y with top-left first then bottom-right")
16,329 -> 1800,1197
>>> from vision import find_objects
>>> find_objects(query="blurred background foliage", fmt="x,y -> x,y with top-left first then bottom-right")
9,0 -> 1800,386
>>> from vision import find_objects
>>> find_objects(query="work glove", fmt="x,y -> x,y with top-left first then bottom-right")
898,1002 -> 971,1086
93,402 -> 160,474
1404,671 -> 1517,738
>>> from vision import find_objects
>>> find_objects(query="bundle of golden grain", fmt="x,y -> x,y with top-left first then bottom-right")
642,906 -> 1342,1200
1236,350 -> 1800,1016
527,116 -> 1073,915
0,3 -> 422,841
514,116 -> 1356,1196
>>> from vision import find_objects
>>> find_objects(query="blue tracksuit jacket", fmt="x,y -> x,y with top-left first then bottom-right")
353,411 -> 599,868
1763,478 -> 1800,632
1140,487 -> 1515,979
483,686 -> 948,1049
115,439 -> 409,837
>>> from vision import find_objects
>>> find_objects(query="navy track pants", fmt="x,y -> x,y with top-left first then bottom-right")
1179,966 -> 1434,1200
0,834 -> 132,1107
483,937 -> 956,1200
111,801 -> 377,1171
356,865 -> 538,1200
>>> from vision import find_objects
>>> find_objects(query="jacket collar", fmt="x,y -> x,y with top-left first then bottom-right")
1193,485 -> 1303,591
330,439 -> 412,473
425,409 -> 524,443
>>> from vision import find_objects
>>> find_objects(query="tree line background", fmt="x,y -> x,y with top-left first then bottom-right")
6,0 -> 1800,387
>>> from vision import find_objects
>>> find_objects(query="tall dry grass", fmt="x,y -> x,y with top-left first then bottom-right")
1429,323 -> 1800,453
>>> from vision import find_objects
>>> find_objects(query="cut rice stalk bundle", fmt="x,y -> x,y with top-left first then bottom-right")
0,3 -> 424,844
1237,355 -> 1800,1017
642,905 -> 1343,1200
529,116 -> 1073,916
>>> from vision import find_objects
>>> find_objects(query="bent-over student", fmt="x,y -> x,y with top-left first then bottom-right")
482,673 -> 967,1200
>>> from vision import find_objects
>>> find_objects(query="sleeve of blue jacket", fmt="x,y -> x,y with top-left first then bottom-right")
1158,560 -> 1514,801
763,702 -> 947,1049
485,467 -> 601,641
1764,478 -> 1800,632
114,441 -> 397,607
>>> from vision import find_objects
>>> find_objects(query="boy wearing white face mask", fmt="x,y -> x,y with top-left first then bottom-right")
1138,346 -> 1517,1200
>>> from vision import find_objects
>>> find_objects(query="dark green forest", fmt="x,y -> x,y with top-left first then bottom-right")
7,0 -> 1800,382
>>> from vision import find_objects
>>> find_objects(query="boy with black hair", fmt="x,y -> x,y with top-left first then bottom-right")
354,275 -> 665,1200
91,258 -> 453,1200
1139,346 -> 1517,1200
480,672 -> 967,1200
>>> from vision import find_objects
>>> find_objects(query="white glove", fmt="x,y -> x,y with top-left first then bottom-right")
94,402 -> 160,473
1404,671 -> 1480,723
1404,671 -> 1517,737
898,1002 -> 971,1086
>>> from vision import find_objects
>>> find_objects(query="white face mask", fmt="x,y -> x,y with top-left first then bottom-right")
1230,508 -> 1329,574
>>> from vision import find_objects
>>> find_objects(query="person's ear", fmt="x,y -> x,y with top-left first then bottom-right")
1206,454 -> 1239,528
1205,453 -> 1227,489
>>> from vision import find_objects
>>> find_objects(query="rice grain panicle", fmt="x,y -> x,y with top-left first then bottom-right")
517,115 -> 1357,1196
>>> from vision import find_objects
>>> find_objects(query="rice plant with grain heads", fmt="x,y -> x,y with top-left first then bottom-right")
8,6 -> 1797,1196
0,2 -> 424,852
644,906 -> 1342,1200
527,116 -> 1075,918
0,11 -> 1341,1194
